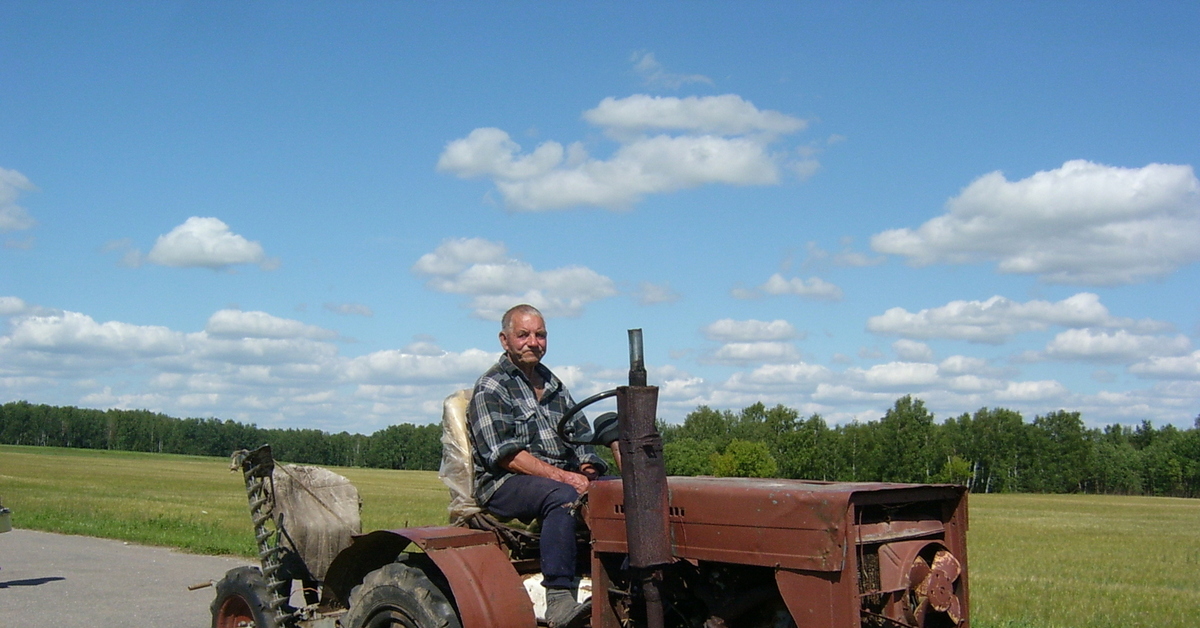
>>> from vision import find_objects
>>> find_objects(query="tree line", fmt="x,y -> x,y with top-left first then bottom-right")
0,400 -> 442,471
661,396 -> 1200,497
3,397 -> 1198,497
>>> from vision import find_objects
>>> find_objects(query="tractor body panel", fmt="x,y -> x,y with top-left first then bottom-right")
587,476 -> 969,628
323,527 -> 536,628
590,477 -> 850,571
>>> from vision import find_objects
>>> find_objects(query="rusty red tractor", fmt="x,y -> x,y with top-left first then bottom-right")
211,330 -> 969,628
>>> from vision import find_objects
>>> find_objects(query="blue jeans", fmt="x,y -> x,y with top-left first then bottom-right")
484,474 -> 579,589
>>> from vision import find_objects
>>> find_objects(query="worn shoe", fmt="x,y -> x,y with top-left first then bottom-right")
545,587 -> 591,628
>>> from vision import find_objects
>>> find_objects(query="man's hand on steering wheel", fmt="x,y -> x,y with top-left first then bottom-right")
579,463 -> 601,481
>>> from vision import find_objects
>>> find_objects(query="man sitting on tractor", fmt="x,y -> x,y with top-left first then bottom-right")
467,304 -> 606,628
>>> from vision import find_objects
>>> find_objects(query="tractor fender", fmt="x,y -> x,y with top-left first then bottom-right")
324,526 -> 535,628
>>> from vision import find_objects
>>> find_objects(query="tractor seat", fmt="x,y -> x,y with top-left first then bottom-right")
438,388 -> 481,525
438,389 -> 542,558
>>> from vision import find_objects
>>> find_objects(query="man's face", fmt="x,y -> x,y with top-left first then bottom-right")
500,312 -> 547,370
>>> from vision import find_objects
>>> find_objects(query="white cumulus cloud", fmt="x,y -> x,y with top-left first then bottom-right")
205,310 -> 338,340
1130,351 -> 1200,380
7,311 -> 186,357
725,362 -> 831,391
412,238 -> 617,319
635,282 -> 681,305
324,303 -> 374,317
871,160 -> 1200,285
995,380 -> 1069,402
867,293 -> 1170,344
629,52 -> 713,90
1043,329 -> 1191,363
703,318 -> 798,342
850,362 -> 941,390
938,355 -> 993,375
733,273 -> 844,301
193,336 -> 339,367
708,342 -> 800,365
437,94 -> 811,211
147,217 -> 275,270
583,94 -> 806,138
344,347 -> 497,384
0,167 -> 36,232
0,296 -> 30,316
893,339 -> 934,362
0,299 -> 522,432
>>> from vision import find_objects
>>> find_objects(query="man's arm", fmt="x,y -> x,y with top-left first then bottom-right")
501,450 -> 591,494
469,381 -> 525,475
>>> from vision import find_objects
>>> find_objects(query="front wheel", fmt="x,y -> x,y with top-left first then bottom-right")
343,559 -> 462,628
210,566 -> 286,628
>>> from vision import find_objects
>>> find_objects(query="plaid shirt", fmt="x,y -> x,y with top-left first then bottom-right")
468,353 -> 606,504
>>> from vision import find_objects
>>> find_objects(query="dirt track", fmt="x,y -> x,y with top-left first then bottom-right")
0,528 -> 252,627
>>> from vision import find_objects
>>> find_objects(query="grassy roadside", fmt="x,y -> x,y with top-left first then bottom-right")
0,444 -> 448,556
2,444 -> 1198,627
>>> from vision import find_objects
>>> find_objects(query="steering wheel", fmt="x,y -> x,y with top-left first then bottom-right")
557,388 -> 621,446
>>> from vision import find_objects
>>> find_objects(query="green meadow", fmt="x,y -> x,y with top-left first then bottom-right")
0,444 -> 447,556
2,444 -> 1198,627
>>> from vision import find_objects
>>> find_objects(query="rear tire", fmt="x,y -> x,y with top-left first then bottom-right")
343,559 -> 462,628
210,566 -> 285,628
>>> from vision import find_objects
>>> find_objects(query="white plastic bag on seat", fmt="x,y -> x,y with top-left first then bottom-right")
438,389 -> 481,525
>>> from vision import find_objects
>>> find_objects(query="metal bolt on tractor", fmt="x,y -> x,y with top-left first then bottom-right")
210,330 -> 969,628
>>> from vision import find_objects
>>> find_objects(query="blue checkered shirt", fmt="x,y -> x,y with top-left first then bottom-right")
468,354 -> 606,504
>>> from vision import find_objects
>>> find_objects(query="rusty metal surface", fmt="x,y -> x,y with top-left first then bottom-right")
877,540 -> 935,592
588,552 -> 623,628
943,485 -> 971,623
396,525 -> 499,551
422,541 -> 537,628
616,384 -> 669,628
616,385 -> 671,569
589,476 -> 851,571
855,519 -> 944,545
322,527 -> 535,628
322,530 -> 412,607
320,527 -> 490,606
776,569 -> 855,628
588,475 -> 970,627
848,483 -> 965,506
590,478 -> 968,572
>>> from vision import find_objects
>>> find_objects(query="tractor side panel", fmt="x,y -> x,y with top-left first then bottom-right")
424,542 -> 536,628
323,527 -> 535,628
401,526 -> 537,628
588,477 -> 849,571
776,569 -> 857,628
943,489 -> 970,619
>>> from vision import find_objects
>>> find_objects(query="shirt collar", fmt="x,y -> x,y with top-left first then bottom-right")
498,353 -> 559,395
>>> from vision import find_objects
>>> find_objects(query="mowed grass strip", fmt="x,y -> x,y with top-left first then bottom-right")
0,444 -> 449,556
4,445 -> 1199,627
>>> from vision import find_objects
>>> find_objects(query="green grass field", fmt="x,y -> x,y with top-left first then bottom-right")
0,444 -> 448,556
969,492 -> 1200,628
2,444 -> 1197,627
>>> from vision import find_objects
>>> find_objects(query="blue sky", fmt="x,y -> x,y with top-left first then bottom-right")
2,2 -> 1198,434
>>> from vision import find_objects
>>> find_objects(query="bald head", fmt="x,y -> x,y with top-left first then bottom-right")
501,304 -> 544,334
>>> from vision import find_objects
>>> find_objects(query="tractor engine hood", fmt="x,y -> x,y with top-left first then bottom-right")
586,476 -> 964,573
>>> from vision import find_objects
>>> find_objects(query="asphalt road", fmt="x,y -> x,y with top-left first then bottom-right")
0,528 -> 253,627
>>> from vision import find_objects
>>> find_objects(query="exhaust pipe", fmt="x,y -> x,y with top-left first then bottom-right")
618,329 -> 669,628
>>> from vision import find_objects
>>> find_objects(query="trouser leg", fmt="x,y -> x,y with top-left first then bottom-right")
485,475 -> 579,589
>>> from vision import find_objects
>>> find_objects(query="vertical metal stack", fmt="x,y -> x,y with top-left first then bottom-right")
617,329 -> 670,628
